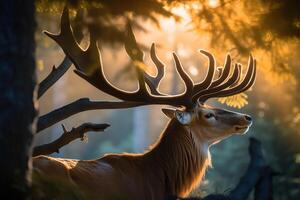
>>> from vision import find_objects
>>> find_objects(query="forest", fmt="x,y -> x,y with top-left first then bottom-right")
0,0 -> 299,199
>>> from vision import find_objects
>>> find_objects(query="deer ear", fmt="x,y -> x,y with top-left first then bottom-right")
162,108 -> 192,125
162,108 -> 176,119
175,110 -> 192,125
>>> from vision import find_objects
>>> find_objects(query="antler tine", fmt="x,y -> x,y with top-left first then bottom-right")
150,43 -> 164,81
44,7 -> 84,71
193,63 -> 240,103
210,54 -> 232,88
216,67 -> 223,79
143,43 -> 165,95
46,6 -> 151,102
198,55 -> 256,102
191,52 -> 231,103
193,50 -> 216,93
229,64 -> 242,88
218,57 -> 256,97
124,22 -> 148,96
172,53 -> 194,96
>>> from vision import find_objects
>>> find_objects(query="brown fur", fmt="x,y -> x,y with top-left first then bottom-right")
33,119 -> 211,199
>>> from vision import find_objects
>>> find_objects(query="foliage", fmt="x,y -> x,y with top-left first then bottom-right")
36,0 -> 174,46
217,93 -> 248,109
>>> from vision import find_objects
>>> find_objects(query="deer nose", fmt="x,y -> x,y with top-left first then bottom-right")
244,115 -> 252,122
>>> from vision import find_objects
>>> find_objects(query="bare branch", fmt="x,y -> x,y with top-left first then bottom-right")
37,9 -> 84,99
37,58 -> 72,99
33,123 -> 110,156
37,98 -> 145,132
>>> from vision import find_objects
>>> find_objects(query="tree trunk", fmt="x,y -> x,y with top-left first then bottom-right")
0,1 -> 36,199
133,107 -> 150,152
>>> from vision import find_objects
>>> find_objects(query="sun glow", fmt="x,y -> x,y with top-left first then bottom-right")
171,6 -> 191,23
189,65 -> 199,76
208,0 -> 219,8
160,5 -> 191,32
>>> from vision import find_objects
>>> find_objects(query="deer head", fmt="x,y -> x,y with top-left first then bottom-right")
162,104 -> 252,145
44,7 -> 256,145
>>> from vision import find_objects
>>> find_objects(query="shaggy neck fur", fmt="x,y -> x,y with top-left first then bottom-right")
144,119 -> 211,197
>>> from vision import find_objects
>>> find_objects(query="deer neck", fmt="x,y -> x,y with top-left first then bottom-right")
144,119 -> 211,197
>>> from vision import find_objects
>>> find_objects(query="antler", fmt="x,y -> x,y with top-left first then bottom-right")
193,55 -> 256,103
44,7 -> 256,109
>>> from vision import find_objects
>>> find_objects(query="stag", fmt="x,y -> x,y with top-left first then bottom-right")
33,8 -> 256,200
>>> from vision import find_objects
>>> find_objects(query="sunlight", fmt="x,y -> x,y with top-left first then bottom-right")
177,48 -> 189,58
177,44 -> 191,58
189,65 -> 199,76
160,5 -> 191,32
37,59 -> 44,71
171,6 -> 190,23
208,0 -> 220,8
160,17 -> 176,33
296,154 -> 300,163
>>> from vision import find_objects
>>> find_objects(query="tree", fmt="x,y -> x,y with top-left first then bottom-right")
0,0 -> 36,198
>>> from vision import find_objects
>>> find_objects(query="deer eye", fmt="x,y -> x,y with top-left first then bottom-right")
204,113 -> 215,119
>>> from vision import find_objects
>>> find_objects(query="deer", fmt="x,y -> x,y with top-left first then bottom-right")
33,7 -> 256,200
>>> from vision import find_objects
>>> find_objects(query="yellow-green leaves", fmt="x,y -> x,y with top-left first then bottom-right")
218,93 -> 248,109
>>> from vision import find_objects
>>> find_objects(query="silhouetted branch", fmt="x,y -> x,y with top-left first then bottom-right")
37,58 -> 72,99
33,122 -> 110,156
228,138 -> 267,200
37,98 -> 145,132
37,9 -> 84,99
254,166 -> 280,200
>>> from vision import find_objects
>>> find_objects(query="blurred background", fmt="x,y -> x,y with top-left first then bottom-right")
34,0 -> 300,199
